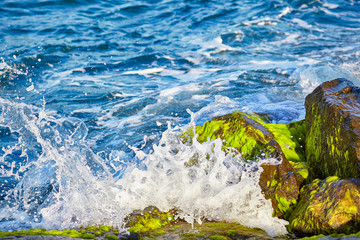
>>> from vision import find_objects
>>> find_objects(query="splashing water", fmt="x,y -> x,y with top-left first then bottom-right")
1,0 -> 360,238
0,100 -> 287,236
0,98 -> 124,230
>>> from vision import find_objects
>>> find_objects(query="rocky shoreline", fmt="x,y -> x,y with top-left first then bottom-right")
2,78 -> 360,239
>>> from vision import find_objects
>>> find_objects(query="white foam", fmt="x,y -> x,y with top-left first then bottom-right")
0,100 -> 289,236
319,7 -> 339,17
293,65 -> 359,95
180,35 -> 240,63
277,7 -> 292,18
192,95 -> 241,122
292,18 -> 312,29
159,83 -> 202,98
243,17 -> 278,26
323,3 -> 339,9
160,69 -> 186,76
115,115 -> 289,236
273,33 -> 300,45
26,84 -> 34,92
0,59 -> 27,76
122,67 -> 166,76
340,62 -> 360,85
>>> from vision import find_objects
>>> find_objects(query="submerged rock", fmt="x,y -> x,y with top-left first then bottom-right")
186,111 -> 306,219
289,176 -> 360,235
305,78 -> 360,180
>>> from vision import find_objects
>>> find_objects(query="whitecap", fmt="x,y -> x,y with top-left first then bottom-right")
122,67 -> 166,76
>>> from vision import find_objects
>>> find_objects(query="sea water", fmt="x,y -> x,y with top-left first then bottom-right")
0,0 -> 360,237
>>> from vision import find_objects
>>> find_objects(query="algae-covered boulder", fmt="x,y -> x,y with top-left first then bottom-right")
189,111 -> 306,219
305,78 -> 360,180
124,206 -> 175,234
289,176 -> 360,235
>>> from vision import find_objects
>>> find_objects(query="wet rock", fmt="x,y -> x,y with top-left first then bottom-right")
0,236 -> 75,240
128,220 -> 281,240
305,78 -> 360,180
0,226 -> 121,240
289,176 -> 360,235
190,111 -> 305,219
124,206 -> 175,234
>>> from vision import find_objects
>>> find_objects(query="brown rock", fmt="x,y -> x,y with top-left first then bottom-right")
289,176 -> 360,235
305,78 -> 360,180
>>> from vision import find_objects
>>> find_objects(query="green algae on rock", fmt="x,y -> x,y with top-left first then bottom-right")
265,119 -> 306,163
187,111 -> 306,163
124,206 -> 175,234
182,111 -> 306,219
288,177 -> 360,235
0,228 -> 95,239
305,78 -> 360,180
0,225 -> 121,239
133,220 -> 279,240
195,111 -> 283,161
289,161 -> 309,180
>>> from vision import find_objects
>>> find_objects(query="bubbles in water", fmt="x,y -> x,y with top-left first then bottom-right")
0,100 -> 287,236
0,99 -> 124,231
117,112 -> 288,236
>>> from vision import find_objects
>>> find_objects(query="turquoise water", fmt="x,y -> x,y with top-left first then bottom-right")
0,0 -> 360,236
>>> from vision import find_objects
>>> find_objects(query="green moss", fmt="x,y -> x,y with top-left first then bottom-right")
127,208 -> 175,234
208,235 -> 229,240
180,232 -> 205,239
289,177 -> 360,235
270,179 -> 278,188
265,120 -> 306,163
193,111 -> 276,161
275,194 -> 297,219
105,234 -> 118,240
227,230 -> 237,238
63,229 -> 83,238
0,225 -> 119,239
85,226 -> 98,232
290,161 -> 309,180
154,229 -> 166,235
186,111 -> 306,166
99,225 -> 112,232
325,176 -> 339,182
306,104 -> 359,180
82,233 -> 95,239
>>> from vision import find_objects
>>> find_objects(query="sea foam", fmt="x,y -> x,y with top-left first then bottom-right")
0,100 -> 288,236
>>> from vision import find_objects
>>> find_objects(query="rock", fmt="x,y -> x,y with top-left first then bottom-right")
0,227 -> 118,240
305,78 -> 360,180
124,206 -> 175,234
289,176 -> 360,235
189,111 -> 305,219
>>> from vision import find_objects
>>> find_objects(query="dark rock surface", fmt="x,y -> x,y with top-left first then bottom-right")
305,78 -> 360,180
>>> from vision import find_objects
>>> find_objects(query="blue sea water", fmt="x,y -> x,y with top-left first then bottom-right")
0,0 -> 360,236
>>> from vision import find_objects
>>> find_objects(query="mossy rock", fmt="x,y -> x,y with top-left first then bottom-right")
181,111 -> 306,219
135,220 -> 278,240
0,228 -> 96,239
124,206 -> 175,233
289,176 -> 360,235
0,225 -> 121,239
183,111 -> 306,163
305,78 -> 360,180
